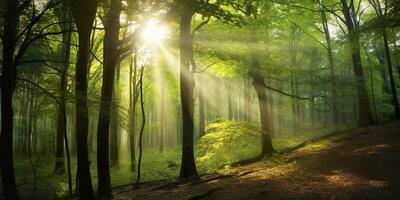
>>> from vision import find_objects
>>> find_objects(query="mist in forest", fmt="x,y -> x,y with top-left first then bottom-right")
1,0 -> 400,199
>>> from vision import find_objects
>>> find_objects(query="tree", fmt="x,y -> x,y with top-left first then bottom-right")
176,0 -> 243,179
54,3 -> 73,175
318,0 -> 339,124
96,0 -> 122,197
71,0 -> 98,198
178,2 -> 198,178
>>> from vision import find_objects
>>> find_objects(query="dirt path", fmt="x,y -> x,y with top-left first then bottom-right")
115,122 -> 400,200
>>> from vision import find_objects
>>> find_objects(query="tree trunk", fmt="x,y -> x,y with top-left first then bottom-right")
110,63 -> 121,165
0,0 -> 19,198
199,84 -> 206,136
320,7 -> 339,125
71,0 -> 97,198
373,44 -> 391,95
351,35 -> 374,126
251,71 -> 274,156
226,78 -> 233,120
244,78 -> 251,121
340,0 -> 374,126
159,82 -> 165,153
55,12 -> 72,175
96,0 -> 121,197
179,9 -> 198,179
129,53 -> 138,172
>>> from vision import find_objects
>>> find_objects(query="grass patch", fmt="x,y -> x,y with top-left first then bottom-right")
9,120 -> 352,199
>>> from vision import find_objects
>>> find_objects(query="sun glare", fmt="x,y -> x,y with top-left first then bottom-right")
141,19 -> 168,45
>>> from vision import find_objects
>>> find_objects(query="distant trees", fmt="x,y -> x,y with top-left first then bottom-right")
368,0 -> 400,119
320,0 -> 374,126
1,0 -> 63,198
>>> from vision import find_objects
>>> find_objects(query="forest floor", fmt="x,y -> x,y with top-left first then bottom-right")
114,121 -> 400,200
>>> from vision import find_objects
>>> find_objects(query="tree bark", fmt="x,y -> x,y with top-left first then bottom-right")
129,53 -> 138,172
55,12 -> 72,175
0,0 -> 20,198
199,84 -> 206,136
340,0 -> 374,126
96,0 -> 121,197
71,0 -> 97,198
251,70 -> 274,156
320,6 -> 339,125
179,8 -> 198,179
226,78 -> 233,120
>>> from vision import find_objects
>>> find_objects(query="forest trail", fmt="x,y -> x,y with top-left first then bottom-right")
115,122 -> 400,200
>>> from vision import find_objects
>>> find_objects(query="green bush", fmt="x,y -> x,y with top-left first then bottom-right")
195,120 -> 261,172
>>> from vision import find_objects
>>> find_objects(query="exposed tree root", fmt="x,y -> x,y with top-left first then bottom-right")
230,154 -> 264,167
190,174 -> 234,185
235,170 -> 256,178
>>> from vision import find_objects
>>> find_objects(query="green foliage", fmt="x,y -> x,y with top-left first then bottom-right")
195,120 -> 260,172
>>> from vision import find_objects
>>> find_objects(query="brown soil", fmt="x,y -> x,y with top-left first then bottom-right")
114,122 -> 400,200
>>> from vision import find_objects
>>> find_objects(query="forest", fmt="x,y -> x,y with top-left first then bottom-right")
0,0 -> 400,199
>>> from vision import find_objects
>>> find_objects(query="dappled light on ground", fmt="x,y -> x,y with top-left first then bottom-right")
115,122 -> 400,200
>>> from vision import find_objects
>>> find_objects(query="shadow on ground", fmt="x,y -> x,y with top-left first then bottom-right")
115,122 -> 400,200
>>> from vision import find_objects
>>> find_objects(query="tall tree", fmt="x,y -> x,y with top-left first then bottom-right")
178,2 -> 198,178
176,0 -> 243,178
318,0 -> 339,124
71,0 -> 98,198
54,4 -> 73,174
96,0 -> 122,197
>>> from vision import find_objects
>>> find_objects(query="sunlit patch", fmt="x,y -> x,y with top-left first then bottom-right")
322,170 -> 387,188
353,144 -> 390,155
141,19 -> 169,45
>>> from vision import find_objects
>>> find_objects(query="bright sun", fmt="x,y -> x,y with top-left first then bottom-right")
141,19 -> 168,45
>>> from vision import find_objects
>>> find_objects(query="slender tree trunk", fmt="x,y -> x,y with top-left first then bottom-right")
110,63 -> 121,165
55,13 -> 72,175
226,78 -> 233,120
129,53 -> 138,172
179,8 -> 198,179
373,44 -> 391,94
71,0 -> 97,198
320,7 -> 339,125
136,67 -> 146,184
96,0 -> 121,197
159,82 -> 165,153
364,46 -> 379,121
27,82 -> 35,156
199,85 -> 206,136
289,24 -> 299,131
244,78 -> 251,121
